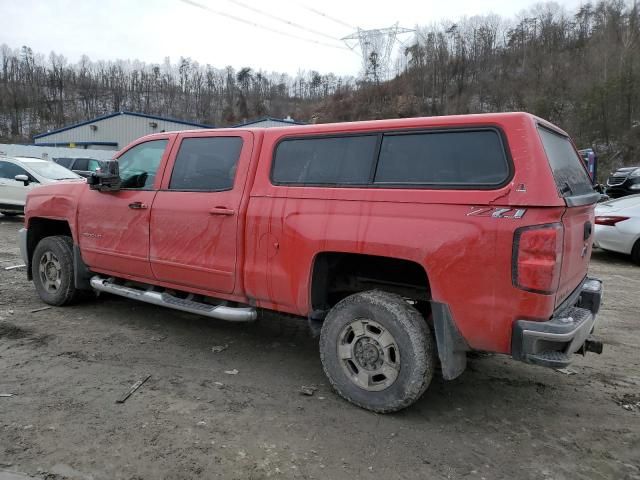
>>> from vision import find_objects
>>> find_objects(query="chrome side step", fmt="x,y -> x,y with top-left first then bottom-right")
90,276 -> 257,322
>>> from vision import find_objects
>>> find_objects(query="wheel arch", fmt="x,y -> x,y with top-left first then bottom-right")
309,251 -> 432,318
25,217 -> 73,280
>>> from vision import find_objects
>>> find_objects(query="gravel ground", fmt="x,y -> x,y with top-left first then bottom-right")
0,215 -> 639,480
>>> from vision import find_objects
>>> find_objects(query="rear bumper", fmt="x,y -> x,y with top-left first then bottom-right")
511,277 -> 603,368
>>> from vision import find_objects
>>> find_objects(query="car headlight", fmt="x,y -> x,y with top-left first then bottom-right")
629,168 -> 640,178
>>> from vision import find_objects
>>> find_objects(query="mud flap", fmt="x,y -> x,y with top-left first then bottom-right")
308,309 -> 328,338
430,301 -> 469,380
73,245 -> 93,290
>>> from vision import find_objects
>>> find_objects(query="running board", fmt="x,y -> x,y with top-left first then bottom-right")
90,276 -> 257,322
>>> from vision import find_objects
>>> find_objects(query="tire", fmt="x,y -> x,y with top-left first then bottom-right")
0,211 -> 20,217
632,240 -> 640,266
32,235 -> 81,306
319,290 -> 436,413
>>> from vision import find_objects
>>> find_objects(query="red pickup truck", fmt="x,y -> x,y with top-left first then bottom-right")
19,112 -> 603,412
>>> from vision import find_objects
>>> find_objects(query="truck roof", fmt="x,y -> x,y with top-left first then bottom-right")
147,112 -> 567,138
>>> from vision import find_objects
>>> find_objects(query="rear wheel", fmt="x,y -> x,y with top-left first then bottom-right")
632,239 -> 640,266
319,290 -> 436,413
32,236 -> 81,306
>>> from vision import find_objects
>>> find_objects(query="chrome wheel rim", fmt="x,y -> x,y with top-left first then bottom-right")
39,251 -> 62,293
337,318 -> 400,391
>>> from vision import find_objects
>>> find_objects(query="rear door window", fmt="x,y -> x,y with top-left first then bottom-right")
53,157 -> 73,168
272,135 -> 378,185
87,159 -> 102,172
537,126 -> 594,197
73,158 -> 89,171
374,130 -> 509,186
169,137 -> 243,191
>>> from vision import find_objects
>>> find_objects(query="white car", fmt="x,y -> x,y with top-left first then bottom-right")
594,194 -> 640,265
0,156 -> 81,217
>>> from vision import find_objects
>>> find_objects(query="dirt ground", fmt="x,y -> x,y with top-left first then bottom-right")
0,215 -> 639,480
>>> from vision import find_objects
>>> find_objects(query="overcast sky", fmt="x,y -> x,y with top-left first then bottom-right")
2,0 -> 585,76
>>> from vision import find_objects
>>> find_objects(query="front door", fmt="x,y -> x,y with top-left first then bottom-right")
77,137 -> 173,278
150,132 -> 253,294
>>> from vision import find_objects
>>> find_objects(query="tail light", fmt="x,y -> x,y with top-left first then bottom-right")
512,223 -> 564,294
594,216 -> 629,226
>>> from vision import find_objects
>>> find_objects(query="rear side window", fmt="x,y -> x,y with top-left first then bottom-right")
53,157 -> 73,168
538,127 -> 594,197
169,137 -> 243,191
374,130 -> 509,186
73,158 -> 89,171
87,159 -> 102,172
272,136 -> 377,185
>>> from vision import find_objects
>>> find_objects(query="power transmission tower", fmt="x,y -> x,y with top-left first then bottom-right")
342,23 -> 415,82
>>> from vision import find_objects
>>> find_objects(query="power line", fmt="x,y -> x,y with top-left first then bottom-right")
179,0 -> 349,51
223,0 -> 342,43
298,4 -> 356,30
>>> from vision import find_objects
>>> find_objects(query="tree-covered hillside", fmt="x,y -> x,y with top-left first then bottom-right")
1,1 -> 638,179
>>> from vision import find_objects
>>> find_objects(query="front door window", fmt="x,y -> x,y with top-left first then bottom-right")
118,140 -> 168,189
0,161 -> 29,181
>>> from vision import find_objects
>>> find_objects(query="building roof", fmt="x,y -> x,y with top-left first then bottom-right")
33,141 -> 119,147
33,111 -> 213,140
231,116 -> 307,128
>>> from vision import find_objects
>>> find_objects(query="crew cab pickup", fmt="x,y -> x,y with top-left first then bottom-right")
19,113 -> 603,412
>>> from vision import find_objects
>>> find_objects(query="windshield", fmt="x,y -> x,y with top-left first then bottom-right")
26,161 -> 81,180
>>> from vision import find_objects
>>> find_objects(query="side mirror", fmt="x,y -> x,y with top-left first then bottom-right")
88,160 -> 121,191
15,174 -> 30,186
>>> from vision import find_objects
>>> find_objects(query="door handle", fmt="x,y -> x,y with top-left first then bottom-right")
128,201 -> 148,210
209,206 -> 235,216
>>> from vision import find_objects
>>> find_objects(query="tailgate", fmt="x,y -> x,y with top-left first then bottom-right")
556,204 -> 594,306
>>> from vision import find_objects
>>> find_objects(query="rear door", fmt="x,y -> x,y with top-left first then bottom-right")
149,131 -> 253,294
537,126 -> 599,306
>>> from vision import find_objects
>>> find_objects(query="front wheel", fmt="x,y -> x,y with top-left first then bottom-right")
32,236 -> 81,306
319,290 -> 436,413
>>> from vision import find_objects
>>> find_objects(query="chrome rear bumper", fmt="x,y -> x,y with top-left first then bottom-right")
512,277 -> 603,368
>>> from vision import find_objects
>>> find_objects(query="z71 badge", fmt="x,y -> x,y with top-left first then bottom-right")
466,207 -> 527,219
